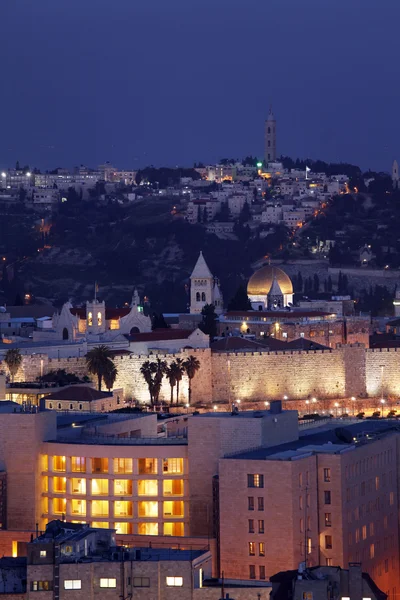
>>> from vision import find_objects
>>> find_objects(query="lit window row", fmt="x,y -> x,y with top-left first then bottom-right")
61,576 -> 183,589
57,521 -> 184,536
46,456 -> 183,475
46,499 -> 184,518
45,478 -> 184,497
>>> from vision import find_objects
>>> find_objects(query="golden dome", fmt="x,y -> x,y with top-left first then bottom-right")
247,265 -> 293,296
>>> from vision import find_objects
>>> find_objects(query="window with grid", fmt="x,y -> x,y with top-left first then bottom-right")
258,497 -> 264,511
259,566 -> 266,580
247,474 -> 264,488
248,497 -> 254,511
258,519 -> 264,534
133,577 -> 150,587
248,542 -> 255,556
100,578 -> 116,588
248,519 -> 254,533
64,580 -> 81,590
249,565 -> 256,580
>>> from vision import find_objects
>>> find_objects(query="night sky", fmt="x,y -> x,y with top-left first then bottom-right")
2,0 -> 399,171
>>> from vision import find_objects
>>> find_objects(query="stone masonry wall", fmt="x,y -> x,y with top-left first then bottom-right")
6,344 -> 400,405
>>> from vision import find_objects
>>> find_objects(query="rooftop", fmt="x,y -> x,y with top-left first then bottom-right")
45,386 -> 112,402
127,328 -> 196,342
229,420 -> 399,460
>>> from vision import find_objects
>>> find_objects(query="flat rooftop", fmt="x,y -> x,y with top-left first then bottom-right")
229,420 -> 400,460
195,408 -> 292,419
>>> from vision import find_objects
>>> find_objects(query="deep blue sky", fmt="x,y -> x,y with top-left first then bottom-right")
2,0 -> 399,172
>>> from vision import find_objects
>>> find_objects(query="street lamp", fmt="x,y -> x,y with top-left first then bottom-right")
283,395 -> 288,400
236,399 -> 241,405
264,401 -> 270,407
334,402 -> 339,417
380,398 -> 385,417
213,405 -> 217,411
351,396 -> 356,415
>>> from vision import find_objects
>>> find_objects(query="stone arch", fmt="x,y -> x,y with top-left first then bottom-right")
196,292 -> 200,301
258,305 -> 263,311
130,326 -> 140,335
62,327 -> 69,340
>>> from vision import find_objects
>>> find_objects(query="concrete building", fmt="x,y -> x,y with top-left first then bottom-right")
218,417 -> 400,594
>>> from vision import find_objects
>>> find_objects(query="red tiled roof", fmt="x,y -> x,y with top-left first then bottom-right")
128,328 -> 195,342
45,386 -> 112,402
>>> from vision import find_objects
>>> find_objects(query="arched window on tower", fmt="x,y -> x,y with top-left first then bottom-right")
88,312 -> 93,326
201,292 -> 206,302
62,327 -> 69,340
196,292 -> 200,302
268,141 -> 271,147
268,127 -> 271,134
97,311 -> 102,326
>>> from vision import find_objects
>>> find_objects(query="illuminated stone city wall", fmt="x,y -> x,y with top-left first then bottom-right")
5,345 -> 400,404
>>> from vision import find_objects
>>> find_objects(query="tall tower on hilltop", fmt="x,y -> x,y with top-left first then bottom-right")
392,160 -> 399,189
265,106 -> 277,163
190,251 -> 223,314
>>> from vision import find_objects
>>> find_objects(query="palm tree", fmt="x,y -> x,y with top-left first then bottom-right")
4,348 -> 22,383
153,358 -> 167,405
140,360 -> 156,405
174,357 -> 185,404
85,345 -> 112,391
103,362 -> 118,392
165,362 -> 178,404
183,355 -> 201,406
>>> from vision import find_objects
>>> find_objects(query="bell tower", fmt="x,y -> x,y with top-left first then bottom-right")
190,252 -> 214,314
265,106 -> 276,163
86,299 -> 106,334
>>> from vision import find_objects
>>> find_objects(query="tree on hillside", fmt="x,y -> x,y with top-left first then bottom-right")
228,285 -> 252,311
183,355 -> 201,405
4,348 -> 22,383
199,304 -> 218,340
238,202 -> 251,224
152,313 -> 169,330
86,345 -> 114,391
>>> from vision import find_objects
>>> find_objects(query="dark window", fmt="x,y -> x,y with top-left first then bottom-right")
325,513 -> 331,527
324,491 -> 331,505
325,535 -> 332,549
133,577 -> 150,587
249,565 -> 256,580
259,566 -> 266,580
201,292 -> 206,302
196,292 -> 200,301
248,519 -> 254,533
258,497 -> 264,511
248,497 -> 254,511
258,519 -> 265,534
62,327 -> 69,340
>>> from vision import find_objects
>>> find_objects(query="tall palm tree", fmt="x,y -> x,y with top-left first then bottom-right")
4,348 -> 22,383
174,357 -> 185,404
153,358 -> 167,405
165,362 -> 178,404
183,355 -> 201,406
103,362 -> 118,392
140,360 -> 156,405
85,345 -> 112,391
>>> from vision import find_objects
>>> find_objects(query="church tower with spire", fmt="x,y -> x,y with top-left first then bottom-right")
190,251 -> 223,314
265,106 -> 276,163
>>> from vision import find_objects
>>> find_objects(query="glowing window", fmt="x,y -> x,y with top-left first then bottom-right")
114,480 -> 132,495
138,522 -> 158,535
113,458 -> 132,474
91,522 -> 109,529
53,498 -> 66,514
138,480 -> 158,496
163,501 -> 184,517
88,312 -> 93,327
163,479 -> 183,496
91,500 -> 109,517
100,579 -> 116,588
71,499 -> 86,516
71,457 -> 86,473
163,522 -> 184,536
53,456 -> 66,472
53,477 -> 66,493
138,458 -> 158,474
71,478 -> 86,494
97,312 -> 102,327
115,522 -> 133,534
64,580 -> 81,590
91,479 -> 109,495
92,458 -> 108,474
138,501 -> 158,518
166,577 -> 183,587
114,501 -> 132,517
163,458 -> 183,474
